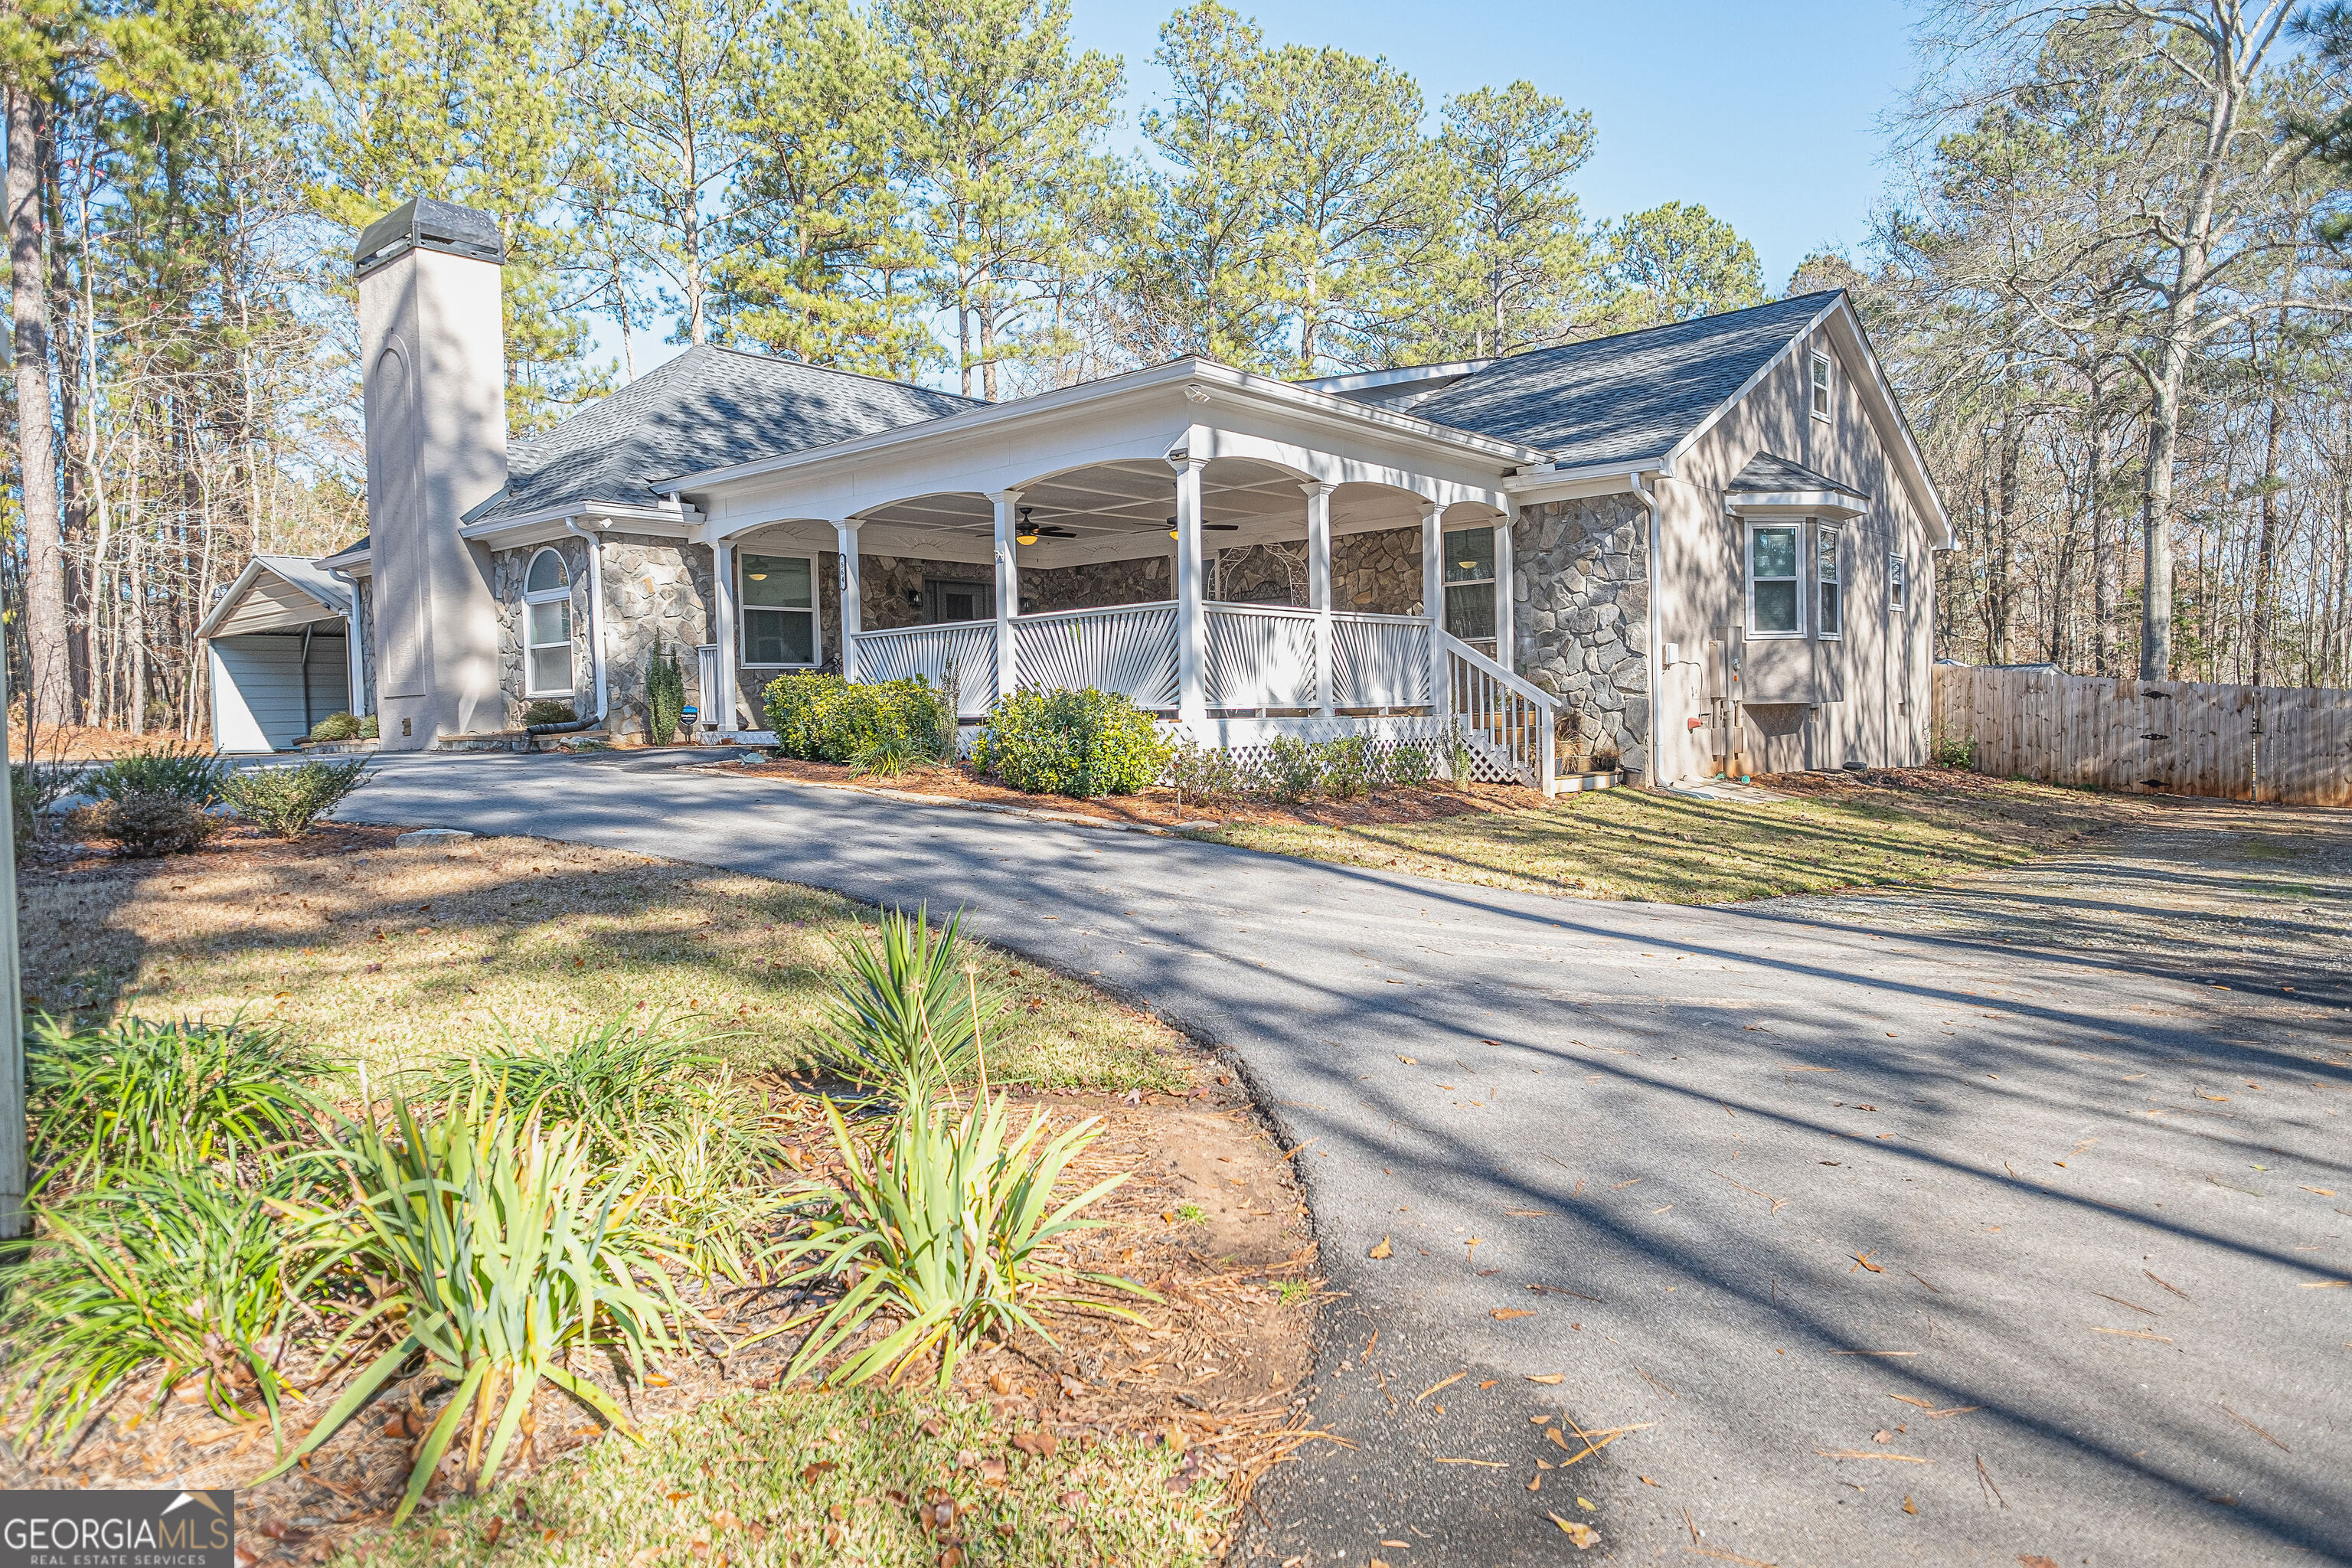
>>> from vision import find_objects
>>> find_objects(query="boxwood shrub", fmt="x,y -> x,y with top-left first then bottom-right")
763,673 -> 950,763
973,688 -> 1169,798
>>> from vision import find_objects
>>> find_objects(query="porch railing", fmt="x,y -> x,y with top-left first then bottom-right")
851,620 -> 998,716
1014,601 -> 1180,710
1204,603 -> 1321,709
1441,629 -> 1557,793
1332,611 -> 1430,709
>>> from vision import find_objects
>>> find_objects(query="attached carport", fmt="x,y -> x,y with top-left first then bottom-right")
198,554 -> 364,753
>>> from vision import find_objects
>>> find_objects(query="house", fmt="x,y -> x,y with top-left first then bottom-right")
201,198 -> 1952,787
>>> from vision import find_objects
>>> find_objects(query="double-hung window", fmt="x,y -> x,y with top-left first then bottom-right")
1888,552 -> 1908,611
1747,524 -> 1802,636
1811,353 -> 1832,421
522,547 -> 574,695
1817,525 -> 1843,638
740,553 -> 818,667
1442,524 -> 1496,642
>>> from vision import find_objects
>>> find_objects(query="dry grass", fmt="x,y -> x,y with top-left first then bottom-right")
1197,768 -> 2165,903
20,825 -> 1187,1093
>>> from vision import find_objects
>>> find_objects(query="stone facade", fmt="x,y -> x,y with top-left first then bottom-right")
1333,526 -> 1425,615
1211,542 -> 1307,605
851,553 -> 991,632
1022,554 -> 1172,612
354,577 -> 378,714
1511,494 -> 1651,779
492,533 -> 714,737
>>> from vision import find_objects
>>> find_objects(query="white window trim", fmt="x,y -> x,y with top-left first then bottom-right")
1811,352 -> 1833,423
521,546 -> 576,697
1816,524 -> 1844,641
1440,523 -> 1497,640
738,550 -> 825,670
1746,519 -> 1805,639
1888,551 -> 1908,611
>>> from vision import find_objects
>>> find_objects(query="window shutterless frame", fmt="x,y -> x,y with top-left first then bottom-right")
521,547 -> 575,696
739,552 -> 822,668
1888,552 -> 1908,610
1440,523 -> 1496,642
1811,352 -> 1832,421
1817,524 -> 1843,639
1746,521 -> 1804,637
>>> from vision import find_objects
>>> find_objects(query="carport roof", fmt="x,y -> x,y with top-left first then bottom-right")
198,554 -> 354,639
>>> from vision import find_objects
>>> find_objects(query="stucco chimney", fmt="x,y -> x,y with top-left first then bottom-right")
355,198 -> 508,749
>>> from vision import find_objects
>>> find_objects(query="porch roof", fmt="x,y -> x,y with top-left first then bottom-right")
198,554 -> 354,639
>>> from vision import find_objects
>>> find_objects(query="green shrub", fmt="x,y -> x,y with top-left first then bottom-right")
972,687 -> 1169,798
304,710 -> 362,743
646,638 -> 686,745
1445,729 -> 1477,788
818,906 -> 1000,1099
521,698 -> 577,728
770,1089 -> 1148,1391
10,760 -> 73,861
27,1013 -> 322,1192
1932,731 -> 1978,769
1383,740 -> 1435,786
358,712 -> 380,740
263,1087 -> 688,1524
851,725 -> 922,779
69,790 -> 216,857
1318,735 -> 1375,799
218,758 -> 368,837
416,1014 -> 714,1161
1167,738 -> 1243,805
1257,735 -> 1322,803
763,673 -> 949,763
84,744 -> 223,805
1,1168 -> 327,1449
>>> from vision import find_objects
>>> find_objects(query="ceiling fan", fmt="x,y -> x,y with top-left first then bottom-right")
1165,515 -> 1242,538
1013,507 -> 1079,545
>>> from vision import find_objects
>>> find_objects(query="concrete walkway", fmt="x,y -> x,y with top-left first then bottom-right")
343,753 -> 2351,1566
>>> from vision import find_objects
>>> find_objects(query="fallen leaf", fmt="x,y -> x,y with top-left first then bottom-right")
1638,1475 -> 1660,1486
1526,1374 -> 1565,1384
2089,1327 -> 2174,1341
799,1462 -> 837,1484
2301,1187 -> 2337,1197
2020,1557 -> 2061,1568
1547,1514 -> 1599,1548
1477,1380 -> 1498,1390
1432,1456 -> 1506,1467
1577,1497 -> 1596,1511
1491,1308 -> 1536,1321
1397,1056 -> 1416,1065
1415,1372 -> 1465,1403
1903,1495 -> 1918,1515
2299,1280 -> 2349,1289
1851,1252 -> 1885,1274
1368,1236 -> 1393,1259
1502,1208 -> 1550,1217
1815,1449 -> 1932,1463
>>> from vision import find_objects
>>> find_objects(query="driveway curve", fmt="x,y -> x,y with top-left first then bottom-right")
341,752 -> 2351,1566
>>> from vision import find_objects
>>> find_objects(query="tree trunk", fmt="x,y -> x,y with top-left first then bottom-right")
8,86 -> 70,737
2087,362 -> 2115,678
2250,357 -> 2284,688
2139,332 -> 2189,681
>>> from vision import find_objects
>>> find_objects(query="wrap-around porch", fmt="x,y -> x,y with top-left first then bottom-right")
692,381 -> 1566,789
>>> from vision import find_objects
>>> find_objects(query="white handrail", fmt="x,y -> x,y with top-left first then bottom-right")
1439,629 -> 1557,794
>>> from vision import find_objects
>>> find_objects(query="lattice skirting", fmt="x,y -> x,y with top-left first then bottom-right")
946,712 -> 1517,779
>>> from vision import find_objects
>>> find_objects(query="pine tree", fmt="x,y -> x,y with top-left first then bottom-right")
1429,82 -> 1603,359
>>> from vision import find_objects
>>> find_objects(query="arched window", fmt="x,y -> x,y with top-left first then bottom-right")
523,547 -> 574,695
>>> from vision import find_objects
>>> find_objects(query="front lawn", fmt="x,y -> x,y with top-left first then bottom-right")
1197,769 -> 2161,903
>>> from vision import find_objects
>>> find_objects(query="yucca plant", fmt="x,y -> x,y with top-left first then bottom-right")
0,1168 -> 328,1450
630,1069 -> 795,1285
817,906 -> 1000,1098
263,1086 -> 687,1523
766,1088 -> 1150,1390
27,1014 -> 322,1193
414,1014 -> 714,1161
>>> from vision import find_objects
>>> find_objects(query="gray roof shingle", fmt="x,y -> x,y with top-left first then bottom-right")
1402,292 -> 1842,469
1726,451 -> 1867,498
471,345 -> 977,526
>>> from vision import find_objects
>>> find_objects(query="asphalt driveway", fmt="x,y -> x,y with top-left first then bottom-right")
341,753 -> 2352,1566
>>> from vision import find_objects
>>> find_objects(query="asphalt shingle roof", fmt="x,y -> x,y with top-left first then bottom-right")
472,345 -> 977,526
1726,451 -> 1867,498
1403,292 -> 1842,469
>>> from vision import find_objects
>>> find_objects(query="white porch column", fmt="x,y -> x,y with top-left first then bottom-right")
991,489 -> 1022,701
835,519 -> 863,683
1421,500 -> 1445,713
1302,482 -> 1335,716
1493,508 -> 1515,673
1174,458 -> 1208,724
711,540 -> 739,730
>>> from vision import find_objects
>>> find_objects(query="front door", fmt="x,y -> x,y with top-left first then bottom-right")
926,578 -> 991,624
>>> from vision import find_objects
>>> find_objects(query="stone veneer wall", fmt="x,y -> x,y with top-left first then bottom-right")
1212,542 -> 1305,605
1020,554 -> 1172,613
492,534 -> 715,738
1511,493 -> 1651,779
354,578 -> 378,714
852,553 -> 995,631
1332,526 -> 1424,614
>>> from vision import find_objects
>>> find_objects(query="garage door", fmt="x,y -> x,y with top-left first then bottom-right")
210,632 -> 351,752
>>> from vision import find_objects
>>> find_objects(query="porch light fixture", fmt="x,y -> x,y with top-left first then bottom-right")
1167,514 -> 1178,540
1015,508 -> 1039,547
748,572 -> 767,581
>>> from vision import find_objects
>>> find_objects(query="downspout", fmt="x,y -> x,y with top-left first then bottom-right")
531,518 -> 607,736
1627,473 -> 1661,786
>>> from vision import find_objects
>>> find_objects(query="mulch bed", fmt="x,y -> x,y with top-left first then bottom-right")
717,755 -> 1517,831
20,820 -> 411,887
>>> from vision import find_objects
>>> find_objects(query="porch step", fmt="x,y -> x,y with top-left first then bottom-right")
1551,769 -> 1626,793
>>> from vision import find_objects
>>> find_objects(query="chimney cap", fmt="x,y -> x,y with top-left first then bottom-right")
354,197 -> 504,276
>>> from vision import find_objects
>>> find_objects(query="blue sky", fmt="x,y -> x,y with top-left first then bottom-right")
609,1 -> 1920,377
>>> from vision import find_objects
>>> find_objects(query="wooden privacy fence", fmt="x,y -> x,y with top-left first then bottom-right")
1932,664 -> 2352,807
